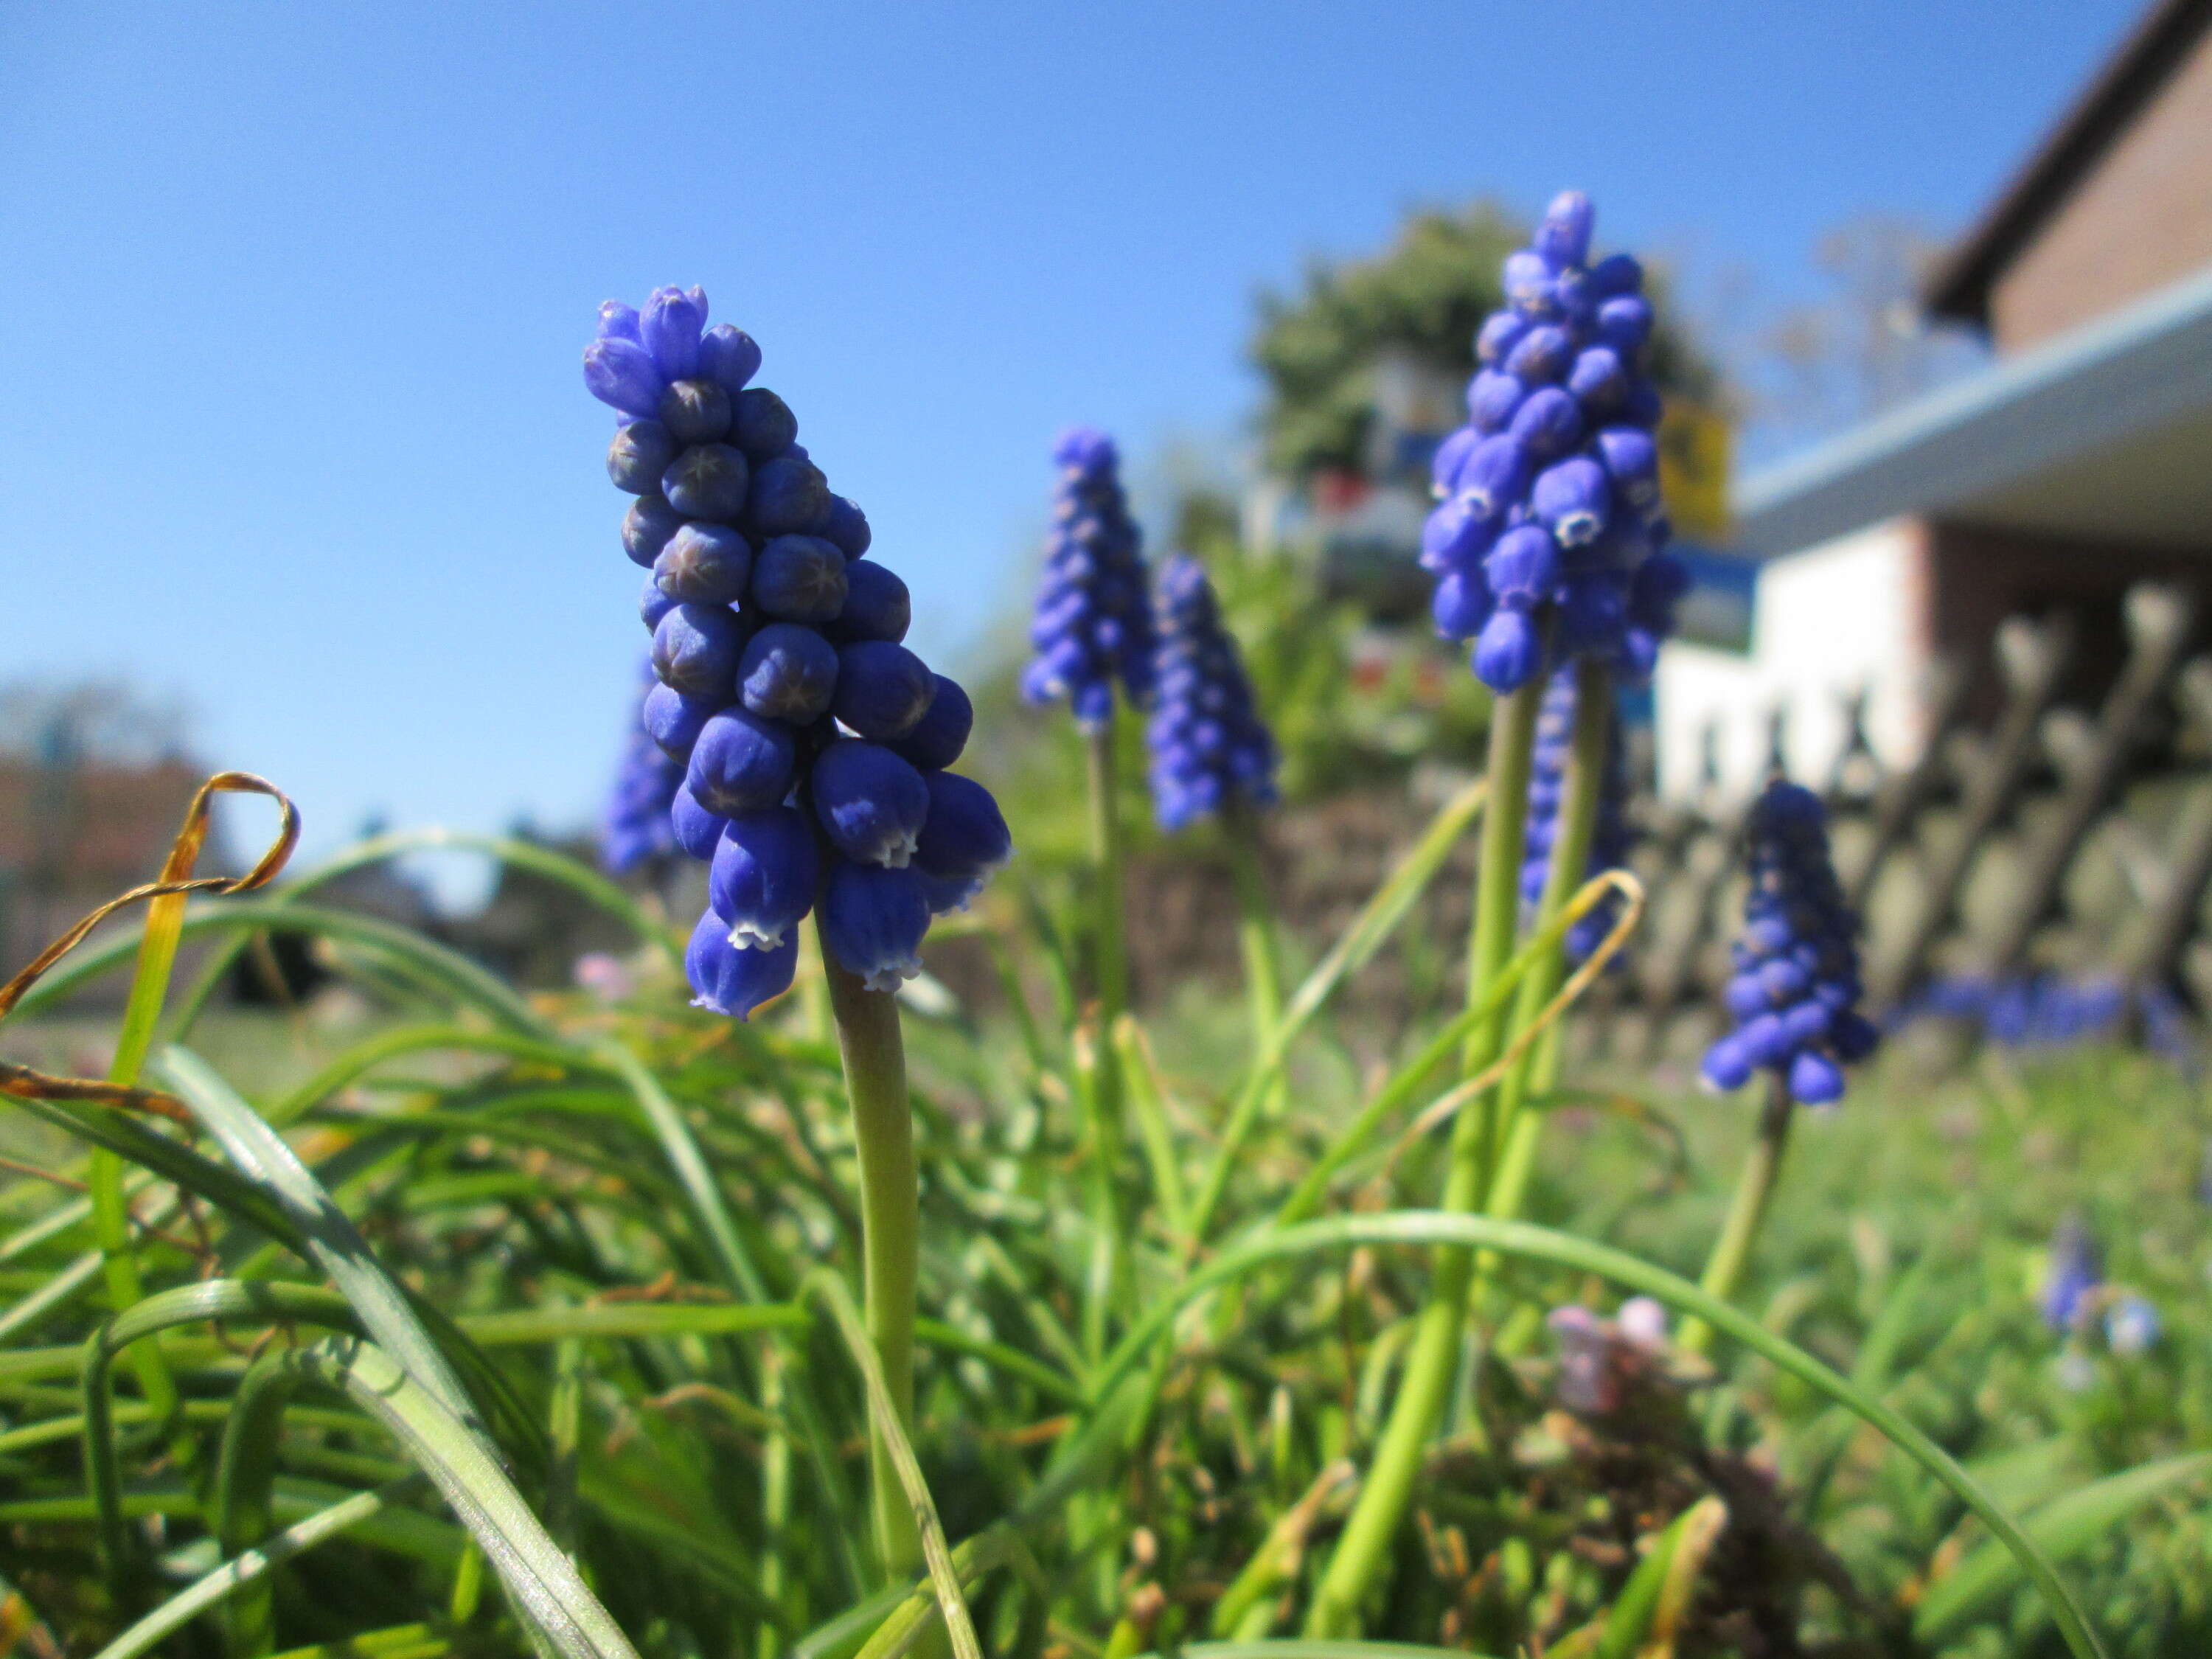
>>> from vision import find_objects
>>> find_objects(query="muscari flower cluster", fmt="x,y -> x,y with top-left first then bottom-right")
584,287 -> 1011,1017
1023,428 -> 1153,727
1422,191 -> 1690,694
1146,554 -> 1278,830
1521,664 -> 1632,961
602,661 -> 685,874
1701,781 -> 1879,1105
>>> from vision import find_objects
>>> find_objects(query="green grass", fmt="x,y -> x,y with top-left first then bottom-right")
1,828 -> 2206,1658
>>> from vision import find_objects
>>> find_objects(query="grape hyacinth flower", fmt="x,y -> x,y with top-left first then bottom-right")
1422,191 -> 1690,695
1520,664 -> 1632,962
2106,1293 -> 2160,1355
585,288 -> 1011,1018
602,662 -> 684,875
1023,428 -> 1153,728
1146,554 -> 1278,831
1701,781 -> 1879,1107
2041,1214 -> 2101,1332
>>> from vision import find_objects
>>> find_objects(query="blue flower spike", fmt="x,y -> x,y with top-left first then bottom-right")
1023,427 -> 1154,728
587,287 -> 1010,1015
602,661 -> 684,875
1520,665 -> 1632,964
1423,190 -> 1688,694
1144,554 -> 1279,832
1701,780 -> 1878,1104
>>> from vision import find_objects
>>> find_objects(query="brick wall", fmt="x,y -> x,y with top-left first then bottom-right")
1992,27 -> 2212,352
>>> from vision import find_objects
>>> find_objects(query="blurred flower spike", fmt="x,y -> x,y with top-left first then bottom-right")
1422,190 -> 1690,694
1023,427 -> 1154,728
585,286 -> 1010,1015
1145,554 -> 1279,830
1701,780 -> 1878,1105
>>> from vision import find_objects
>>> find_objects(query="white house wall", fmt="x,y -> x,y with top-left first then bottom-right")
1655,518 -> 1928,799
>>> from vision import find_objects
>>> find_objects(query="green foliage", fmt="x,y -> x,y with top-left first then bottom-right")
0,819 -> 2196,1657
1250,201 -> 1724,481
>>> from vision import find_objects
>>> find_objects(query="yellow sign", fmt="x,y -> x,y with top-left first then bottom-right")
1658,400 -> 1731,541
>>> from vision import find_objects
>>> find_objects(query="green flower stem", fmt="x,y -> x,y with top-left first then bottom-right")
1481,658 -> 1612,1225
1086,711 -> 1132,1052
1679,1073 -> 1795,1356
1225,812 -> 1285,1092
1304,680 -> 1544,1638
818,934 -> 925,1581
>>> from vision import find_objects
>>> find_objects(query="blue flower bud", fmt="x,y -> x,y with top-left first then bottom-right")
670,784 -> 729,860
811,739 -> 928,866
1486,523 -> 1559,603
654,522 -> 754,605
829,560 -> 911,643
891,673 -> 973,771
1473,608 -> 1542,692
738,622 -> 840,722
820,494 -> 873,559
832,641 -> 935,740
1509,386 -> 1584,461
1724,973 -> 1767,1021
1502,250 -> 1554,313
1467,370 -> 1525,434
1595,427 -> 1659,510
1534,189 -> 1593,270
1567,347 -> 1627,412
652,602 -> 745,699
709,805 -> 820,949
820,860 -> 930,992
700,324 -> 761,393
1596,295 -> 1653,356
746,454 -> 832,538
641,285 -> 708,380
1419,491 -> 1495,573
686,706 -> 797,818
643,682 -> 723,759
661,443 -> 750,521
1830,1010 -> 1879,1062
1453,434 -> 1532,524
623,494 -> 685,567
685,911 -> 798,1019
1533,457 -> 1610,546
731,387 -> 799,456
1702,1034 -> 1753,1091
608,421 -> 678,494
915,771 -> 1012,883
919,869 -> 987,915
640,571 -> 679,631
1026,428 -> 1153,723
658,378 -> 733,445
752,534 -> 847,622
1432,568 -> 1492,639
597,300 -> 641,341
1476,311 -> 1529,366
1505,324 -> 1572,385
1431,426 -> 1478,495
583,335 -> 666,417
1787,1049 -> 1845,1105
1588,252 -> 1643,298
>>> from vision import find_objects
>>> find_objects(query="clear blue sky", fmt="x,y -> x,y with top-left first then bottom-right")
1,1 -> 2141,891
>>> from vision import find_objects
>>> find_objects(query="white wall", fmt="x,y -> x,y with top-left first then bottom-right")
1655,518 -> 1930,799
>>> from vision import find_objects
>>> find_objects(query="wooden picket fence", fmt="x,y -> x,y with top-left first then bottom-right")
1587,582 -> 2212,1064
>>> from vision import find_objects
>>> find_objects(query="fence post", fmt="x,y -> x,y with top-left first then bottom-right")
1867,613 -> 2077,1009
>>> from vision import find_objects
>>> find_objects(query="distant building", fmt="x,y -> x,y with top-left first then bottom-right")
1658,0 -> 2212,793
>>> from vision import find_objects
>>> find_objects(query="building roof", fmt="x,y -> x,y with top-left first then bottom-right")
1927,0 -> 2212,327
1734,260 -> 2212,557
